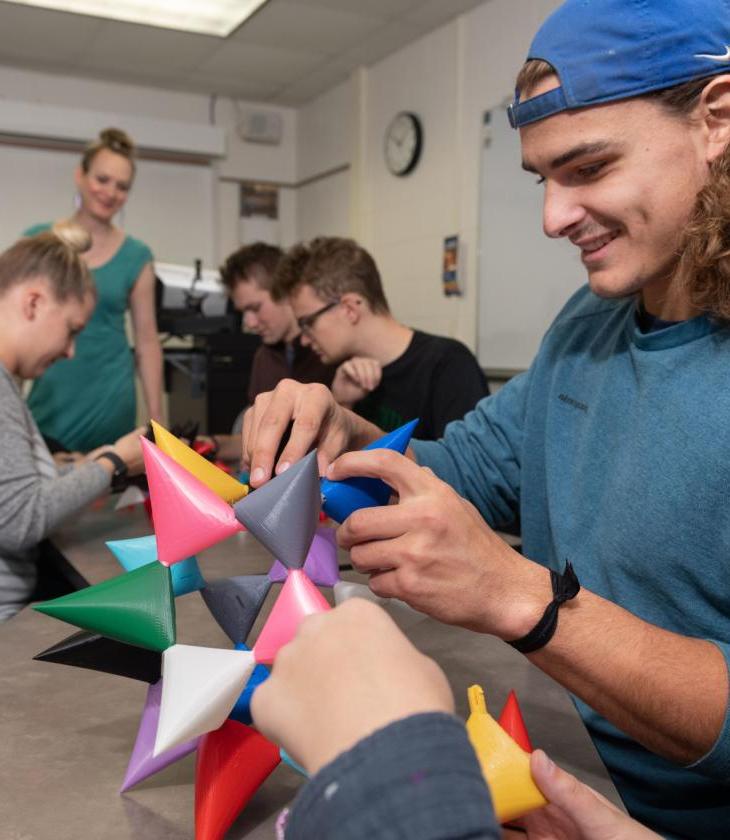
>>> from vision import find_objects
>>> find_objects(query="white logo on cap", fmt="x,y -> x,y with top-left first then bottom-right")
695,45 -> 730,62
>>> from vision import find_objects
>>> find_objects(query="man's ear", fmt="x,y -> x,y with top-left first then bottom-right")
340,292 -> 365,324
700,75 -> 730,164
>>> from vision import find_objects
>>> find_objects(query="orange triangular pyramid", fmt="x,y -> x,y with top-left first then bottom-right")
151,420 -> 248,504
498,690 -> 533,753
195,719 -> 280,840
253,569 -> 330,664
141,437 -> 243,566
465,684 -> 546,823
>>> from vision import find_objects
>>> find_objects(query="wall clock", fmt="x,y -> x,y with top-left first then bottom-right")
384,111 -> 423,176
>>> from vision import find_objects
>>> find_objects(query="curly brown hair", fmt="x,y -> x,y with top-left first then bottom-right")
515,61 -> 730,319
272,237 -> 390,314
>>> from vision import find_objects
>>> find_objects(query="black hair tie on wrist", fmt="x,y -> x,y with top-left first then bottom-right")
507,561 -> 580,654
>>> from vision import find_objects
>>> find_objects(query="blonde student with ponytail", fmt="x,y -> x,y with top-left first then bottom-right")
26,127 -> 162,452
0,225 -> 145,621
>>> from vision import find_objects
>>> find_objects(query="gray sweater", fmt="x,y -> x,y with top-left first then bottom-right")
0,364 -> 110,620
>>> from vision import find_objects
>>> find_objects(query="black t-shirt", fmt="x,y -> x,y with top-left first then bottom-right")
353,330 -> 489,441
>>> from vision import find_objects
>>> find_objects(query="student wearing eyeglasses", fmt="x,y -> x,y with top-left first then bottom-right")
273,236 -> 489,441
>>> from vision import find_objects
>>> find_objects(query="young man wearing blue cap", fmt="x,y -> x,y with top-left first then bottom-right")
241,1 -> 730,835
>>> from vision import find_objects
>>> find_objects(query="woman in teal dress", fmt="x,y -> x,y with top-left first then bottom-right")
26,128 -> 162,452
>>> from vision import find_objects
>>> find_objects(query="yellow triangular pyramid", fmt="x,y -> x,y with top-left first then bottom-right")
465,684 -> 547,822
151,420 -> 248,504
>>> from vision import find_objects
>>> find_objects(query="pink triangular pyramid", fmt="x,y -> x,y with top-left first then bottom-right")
141,437 -> 243,566
253,570 -> 330,664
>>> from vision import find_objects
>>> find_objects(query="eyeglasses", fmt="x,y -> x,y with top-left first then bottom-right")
296,300 -> 340,334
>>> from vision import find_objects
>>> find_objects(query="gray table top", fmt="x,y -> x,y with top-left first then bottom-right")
1,500 -> 621,839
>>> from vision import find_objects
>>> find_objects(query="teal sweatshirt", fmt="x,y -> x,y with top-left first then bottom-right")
412,286 -> 730,838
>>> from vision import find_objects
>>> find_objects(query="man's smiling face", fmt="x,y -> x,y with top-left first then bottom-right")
520,75 -> 710,303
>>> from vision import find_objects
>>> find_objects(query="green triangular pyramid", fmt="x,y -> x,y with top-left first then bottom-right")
33,562 -> 176,652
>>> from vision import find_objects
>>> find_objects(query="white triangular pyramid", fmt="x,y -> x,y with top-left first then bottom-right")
153,644 -> 255,756
333,581 -> 427,631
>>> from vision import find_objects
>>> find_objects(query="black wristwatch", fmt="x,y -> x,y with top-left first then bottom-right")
95,450 -> 129,492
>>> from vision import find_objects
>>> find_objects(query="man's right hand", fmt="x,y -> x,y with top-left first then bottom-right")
331,356 -> 383,407
241,379 -> 383,487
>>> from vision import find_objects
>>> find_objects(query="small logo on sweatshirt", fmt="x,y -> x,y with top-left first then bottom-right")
558,393 -> 588,413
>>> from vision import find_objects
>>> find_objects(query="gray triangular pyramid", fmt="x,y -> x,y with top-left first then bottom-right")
233,450 -> 320,569
200,575 -> 272,644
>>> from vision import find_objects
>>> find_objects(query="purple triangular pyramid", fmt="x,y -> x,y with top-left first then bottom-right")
233,451 -> 320,569
268,526 -> 339,587
120,678 -> 199,792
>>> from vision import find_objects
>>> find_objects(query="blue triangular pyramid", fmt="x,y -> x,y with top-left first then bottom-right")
107,535 -> 205,597
320,419 -> 418,523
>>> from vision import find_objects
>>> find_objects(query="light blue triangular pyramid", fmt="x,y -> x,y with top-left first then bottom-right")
106,535 -> 205,597
320,419 -> 418,523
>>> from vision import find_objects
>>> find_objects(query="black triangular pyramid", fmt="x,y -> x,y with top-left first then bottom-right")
33,629 -> 162,683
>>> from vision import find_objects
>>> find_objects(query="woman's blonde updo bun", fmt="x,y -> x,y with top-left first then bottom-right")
51,220 -> 92,255
0,229 -> 95,303
81,127 -> 137,174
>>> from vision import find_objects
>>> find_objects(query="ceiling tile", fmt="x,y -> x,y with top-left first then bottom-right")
292,0 -> 425,18
273,58 -> 353,105
342,20 -> 434,68
180,73 -> 284,102
230,2 -> 384,53
76,20 -> 220,73
401,0 -> 486,31
194,41 -> 326,84
0,2 -> 101,62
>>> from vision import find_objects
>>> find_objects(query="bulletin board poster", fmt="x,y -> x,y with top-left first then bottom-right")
442,235 -> 462,296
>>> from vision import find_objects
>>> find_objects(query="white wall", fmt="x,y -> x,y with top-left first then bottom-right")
295,0 -> 563,351
0,64 -> 298,267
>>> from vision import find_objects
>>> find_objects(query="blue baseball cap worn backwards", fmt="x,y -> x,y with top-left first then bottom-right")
509,0 -> 730,128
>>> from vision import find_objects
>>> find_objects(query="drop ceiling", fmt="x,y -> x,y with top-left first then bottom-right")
0,0 -> 486,105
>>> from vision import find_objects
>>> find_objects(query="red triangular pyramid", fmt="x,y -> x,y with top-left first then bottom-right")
141,437 -> 243,566
253,569 -> 330,664
497,690 -> 533,752
195,719 -> 280,840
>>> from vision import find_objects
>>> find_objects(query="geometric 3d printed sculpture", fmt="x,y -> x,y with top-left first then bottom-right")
253,569 -> 331,665
120,678 -> 200,792
268,526 -> 339,587
153,644 -> 255,757
195,719 -> 280,840
141,437 -> 243,567
320,418 -> 418,523
201,575 -> 272,646
33,629 -> 163,683
229,643 -> 270,726
33,561 -> 175,652
465,684 -> 546,823
233,451 -> 320,569
151,420 -> 248,504
106,534 -> 206,597
498,690 -> 533,753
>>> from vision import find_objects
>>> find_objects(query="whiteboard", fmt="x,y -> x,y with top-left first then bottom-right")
476,104 -> 584,373
0,144 -> 215,268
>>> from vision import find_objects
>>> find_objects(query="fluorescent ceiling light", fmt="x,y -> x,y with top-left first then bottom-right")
4,0 -> 271,37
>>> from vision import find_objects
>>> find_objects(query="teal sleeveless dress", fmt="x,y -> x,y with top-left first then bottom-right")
25,223 -> 154,451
